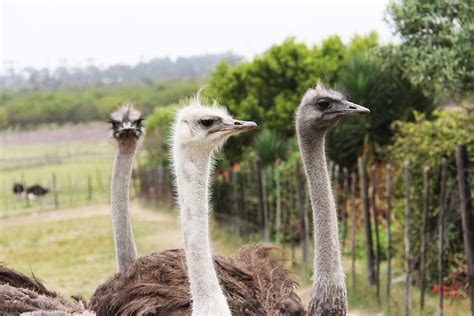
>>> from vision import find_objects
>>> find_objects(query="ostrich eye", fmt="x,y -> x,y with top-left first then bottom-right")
317,99 -> 331,110
200,119 -> 215,128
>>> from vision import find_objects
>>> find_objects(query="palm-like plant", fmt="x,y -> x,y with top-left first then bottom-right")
253,129 -> 287,166
327,52 -> 434,167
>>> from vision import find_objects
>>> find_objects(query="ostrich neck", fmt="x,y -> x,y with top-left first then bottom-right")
111,144 -> 138,273
174,150 -> 226,306
298,131 -> 343,279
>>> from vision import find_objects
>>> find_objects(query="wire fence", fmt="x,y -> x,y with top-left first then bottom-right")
138,144 -> 473,315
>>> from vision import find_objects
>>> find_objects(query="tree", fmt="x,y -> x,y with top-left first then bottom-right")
209,37 -> 351,138
387,0 -> 473,99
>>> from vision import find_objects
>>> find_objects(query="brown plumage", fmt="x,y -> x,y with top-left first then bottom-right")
0,284 -> 91,315
89,244 -> 305,315
0,266 -> 91,315
0,266 -> 58,298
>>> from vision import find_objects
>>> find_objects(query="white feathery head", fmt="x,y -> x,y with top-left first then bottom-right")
171,93 -> 256,156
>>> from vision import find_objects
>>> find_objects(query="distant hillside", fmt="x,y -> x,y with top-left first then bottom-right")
0,53 -> 242,91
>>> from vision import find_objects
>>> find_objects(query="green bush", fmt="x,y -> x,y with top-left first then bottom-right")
143,103 -> 180,166
0,80 -> 199,129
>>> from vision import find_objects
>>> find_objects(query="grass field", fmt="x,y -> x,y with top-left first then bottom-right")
0,201 -> 240,298
0,122 -> 144,216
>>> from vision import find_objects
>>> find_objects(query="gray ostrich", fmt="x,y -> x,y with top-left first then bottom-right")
108,104 -> 144,273
295,84 -> 369,315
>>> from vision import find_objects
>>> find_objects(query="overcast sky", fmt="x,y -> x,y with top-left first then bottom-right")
1,0 -> 394,70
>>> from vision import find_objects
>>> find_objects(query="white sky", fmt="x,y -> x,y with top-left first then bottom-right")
1,0 -> 394,70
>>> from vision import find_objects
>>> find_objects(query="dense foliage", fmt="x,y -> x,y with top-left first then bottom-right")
387,0 -> 474,99
0,80 -> 199,129
143,103 -> 180,166
327,51 -> 433,166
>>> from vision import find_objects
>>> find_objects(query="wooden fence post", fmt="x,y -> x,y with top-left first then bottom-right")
404,161 -> 412,316
87,175 -> 93,201
295,160 -> 309,268
229,163 -> 238,232
22,174 -> 29,208
439,160 -> 448,316
68,175 -> 73,205
255,159 -> 269,241
358,156 -> 375,285
96,169 -> 103,193
52,173 -> 59,209
274,162 -> 282,243
341,168 -> 349,252
420,166 -> 431,310
371,165 -> 381,304
455,145 -> 474,316
386,164 -> 392,313
351,172 -> 357,289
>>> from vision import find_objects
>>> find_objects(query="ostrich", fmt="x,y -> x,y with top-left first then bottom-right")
89,98 -> 304,315
0,265 -> 92,314
0,105 -> 143,315
108,104 -> 144,272
25,184 -> 49,200
295,84 -> 369,315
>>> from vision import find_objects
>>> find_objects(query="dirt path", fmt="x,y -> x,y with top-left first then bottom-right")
1,200 -> 172,227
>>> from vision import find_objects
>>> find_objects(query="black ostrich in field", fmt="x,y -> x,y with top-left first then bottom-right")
12,183 -> 49,199
26,184 -> 49,200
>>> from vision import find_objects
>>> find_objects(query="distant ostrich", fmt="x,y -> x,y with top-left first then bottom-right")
26,184 -> 49,200
12,183 -> 24,196
89,98 -> 304,315
295,84 -> 369,315
0,105 -> 143,315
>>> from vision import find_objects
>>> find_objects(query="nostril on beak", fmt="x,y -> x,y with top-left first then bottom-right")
234,121 -> 242,125
348,105 -> 357,110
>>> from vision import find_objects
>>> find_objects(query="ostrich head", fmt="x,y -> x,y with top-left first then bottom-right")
109,104 -> 144,152
172,100 -> 257,156
296,84 -> 369,133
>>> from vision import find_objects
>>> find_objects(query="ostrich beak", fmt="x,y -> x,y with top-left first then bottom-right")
340,101 -> 370,116
121,121 -> 135,130
214,120 -> 257,134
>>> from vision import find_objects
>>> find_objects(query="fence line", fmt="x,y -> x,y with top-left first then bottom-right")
136,145 -> 473,314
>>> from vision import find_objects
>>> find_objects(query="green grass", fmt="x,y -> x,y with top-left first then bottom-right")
1,214 -> 158,297
0,203 -> 242,299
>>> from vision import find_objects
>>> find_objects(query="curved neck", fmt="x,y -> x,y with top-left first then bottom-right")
174,149 -> 226,307
111,143 -> 138,273
297,129 -> 343,279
